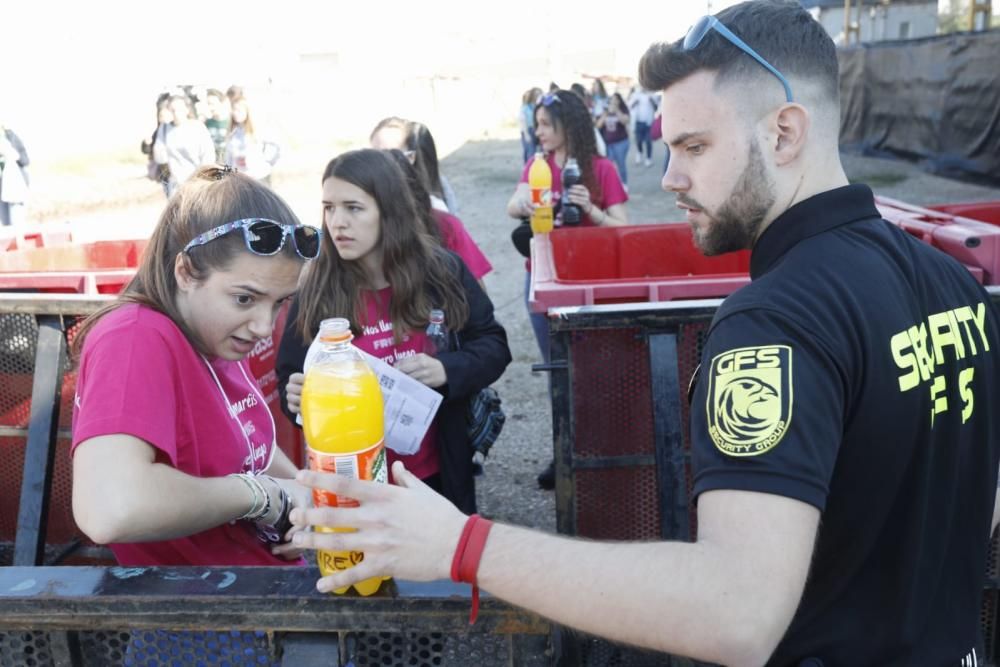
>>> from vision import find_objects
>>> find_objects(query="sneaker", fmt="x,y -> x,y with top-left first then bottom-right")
645,158 -> 652,167
537,460 -> 556,490
633,154 -> 642,166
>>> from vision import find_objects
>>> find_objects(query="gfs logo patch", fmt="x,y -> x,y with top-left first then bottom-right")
706,345 -> 792,457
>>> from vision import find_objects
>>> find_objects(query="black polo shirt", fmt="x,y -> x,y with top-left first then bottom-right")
690,185 -> 1000,666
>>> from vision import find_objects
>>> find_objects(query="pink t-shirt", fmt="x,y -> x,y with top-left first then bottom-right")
519,153 -> 628,227
433,210 -> 493,279
71,304 -> 296,567
355,288 -> 440,481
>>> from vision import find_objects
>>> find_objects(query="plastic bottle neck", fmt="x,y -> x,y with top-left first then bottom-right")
318,337 -> 352,351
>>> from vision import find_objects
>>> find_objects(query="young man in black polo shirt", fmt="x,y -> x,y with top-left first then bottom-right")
288,2 -> 1000,664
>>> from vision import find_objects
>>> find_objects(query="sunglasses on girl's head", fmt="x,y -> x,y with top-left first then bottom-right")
183,218 -> 322,260
683,15 -> 794,103
541,93 -> 561,106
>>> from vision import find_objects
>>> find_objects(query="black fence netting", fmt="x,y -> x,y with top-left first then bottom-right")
838,29 -> 1000,185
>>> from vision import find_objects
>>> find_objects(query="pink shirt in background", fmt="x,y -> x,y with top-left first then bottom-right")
71,304 -> 297,567
433,210 -> 493,279
355,287 -> 440,482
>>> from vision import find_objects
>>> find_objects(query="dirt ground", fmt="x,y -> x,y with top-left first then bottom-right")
18,126 -> 1000,534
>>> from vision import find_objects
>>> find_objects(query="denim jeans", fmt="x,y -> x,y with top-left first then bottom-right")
0,202 -> 25,226
521,131 -> 538,164
634,121 -> 652,159
525,271 -> 550,363
606,139 -> 629,186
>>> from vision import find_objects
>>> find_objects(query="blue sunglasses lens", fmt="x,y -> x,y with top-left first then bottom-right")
245,221 -> 284,255
293,226 -> 321,259
684,15 -> 713,50
245,221 -> 321,259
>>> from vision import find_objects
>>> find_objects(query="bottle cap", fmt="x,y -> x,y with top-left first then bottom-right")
317,317 -> 353,343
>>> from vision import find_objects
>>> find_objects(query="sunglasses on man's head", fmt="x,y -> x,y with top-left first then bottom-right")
183,218 -> 322,260
683,15 -> 794,103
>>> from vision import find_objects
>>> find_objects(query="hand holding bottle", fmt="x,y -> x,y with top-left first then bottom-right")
395,354 -> 447,388
285,372 -> 305,414
564,184 -> 594,214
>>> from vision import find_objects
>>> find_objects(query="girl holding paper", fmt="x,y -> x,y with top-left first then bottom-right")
276,149 -> 510,514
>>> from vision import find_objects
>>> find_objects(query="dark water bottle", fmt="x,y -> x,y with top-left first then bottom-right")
561,157 -> 582,226
425,309 -> 450,356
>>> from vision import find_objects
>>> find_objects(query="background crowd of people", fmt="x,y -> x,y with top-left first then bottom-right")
141,85 -> 280,197
519,77 -> 663,187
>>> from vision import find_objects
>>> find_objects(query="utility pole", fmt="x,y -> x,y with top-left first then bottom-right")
844,0 -> 862,44
970,0 -> 992,31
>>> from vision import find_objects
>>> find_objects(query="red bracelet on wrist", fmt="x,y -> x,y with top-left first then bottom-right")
449,514 -> 494,624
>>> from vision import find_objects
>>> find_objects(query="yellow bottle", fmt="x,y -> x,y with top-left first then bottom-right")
301,318 -> 387,596
528,150 -> 554,234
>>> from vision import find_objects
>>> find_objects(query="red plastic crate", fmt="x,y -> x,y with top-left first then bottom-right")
529,200 -> 1000,315
927,201 -> 1000,226
876,196 -> 1000,285
529,224 -> 751,313
0,239 -> 147,275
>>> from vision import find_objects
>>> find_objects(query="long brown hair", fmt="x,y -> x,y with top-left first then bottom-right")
228,95 -> 256,139
73,166 -> 304,356
537,90 -> 601,201
295,149 -> 469,344
370,117 -> 445,201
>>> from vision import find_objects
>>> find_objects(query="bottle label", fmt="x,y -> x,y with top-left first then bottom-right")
531,186 -> 552,207
308,440 -> 387,508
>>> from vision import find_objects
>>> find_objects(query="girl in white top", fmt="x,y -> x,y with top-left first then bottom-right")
224,96 -> 281,185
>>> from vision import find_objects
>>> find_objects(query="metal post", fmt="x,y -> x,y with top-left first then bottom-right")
14,315 -> 66,567
971,1 -> 993,31
549,323 -> 575,537
648,332 -> 690,542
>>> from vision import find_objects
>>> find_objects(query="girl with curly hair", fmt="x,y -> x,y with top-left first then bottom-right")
505,89 -> 628,488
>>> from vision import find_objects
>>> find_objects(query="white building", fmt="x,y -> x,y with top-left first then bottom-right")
800,0 -> 939,44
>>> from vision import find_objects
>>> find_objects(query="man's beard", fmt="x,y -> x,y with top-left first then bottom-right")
685,139 -> 776,256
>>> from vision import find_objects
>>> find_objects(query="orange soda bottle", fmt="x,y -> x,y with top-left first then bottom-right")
300,318 -> 387,596
528,150 -> 554,234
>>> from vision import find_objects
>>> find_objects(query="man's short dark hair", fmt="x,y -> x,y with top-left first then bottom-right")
639,1 -> 838,104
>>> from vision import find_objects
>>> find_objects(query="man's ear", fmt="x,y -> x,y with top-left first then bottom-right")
772,103 -> 810,167
174,252 -> 197,292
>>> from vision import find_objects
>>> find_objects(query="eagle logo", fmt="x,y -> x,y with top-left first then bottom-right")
706,345 -> 792,456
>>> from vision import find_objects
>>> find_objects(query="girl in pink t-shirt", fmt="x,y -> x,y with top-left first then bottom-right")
383,148 -> 492,285
505,89 -> 630,489
278,149 -> 511,515
71,165 -> 321,568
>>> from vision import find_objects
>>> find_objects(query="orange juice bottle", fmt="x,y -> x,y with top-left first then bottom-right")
528,150 -> 554,234
301,318 -> 387,596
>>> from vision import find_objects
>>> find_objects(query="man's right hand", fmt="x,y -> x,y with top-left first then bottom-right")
286,372 -> 304,414
290,462 -> 467,591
